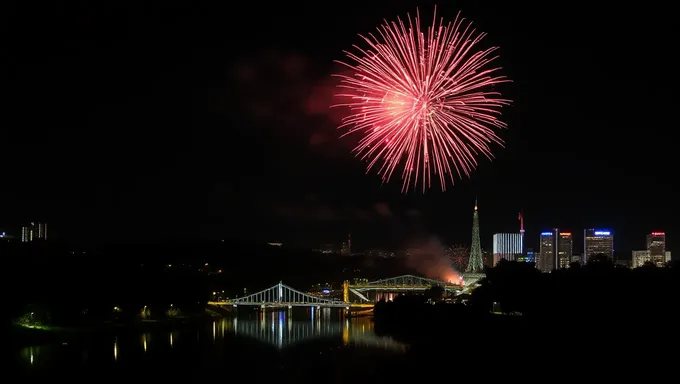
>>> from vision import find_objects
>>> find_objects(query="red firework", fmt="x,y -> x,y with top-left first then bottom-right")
333,7 -> 511,192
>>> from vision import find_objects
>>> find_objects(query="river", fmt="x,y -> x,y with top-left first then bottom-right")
14,308 -> 408,381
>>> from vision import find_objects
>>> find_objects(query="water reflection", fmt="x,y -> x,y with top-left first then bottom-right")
18,310 -> 405,369
216,309 -> 406,351
169,331 -> 178,348
20,346 -> 38,365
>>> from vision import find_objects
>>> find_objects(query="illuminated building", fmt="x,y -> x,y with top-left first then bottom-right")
517,250 -> 537,264
665,251 -> 672,263
21,227 -> 31,242
538,231 -> 555,272
557,232 -> 573,269
646,232 -> 666,266
583,229 -> 614,262
538,229 -> 573,272
21,222 -> 47,242
492,233 -> 523,265
632,250 -> 651,268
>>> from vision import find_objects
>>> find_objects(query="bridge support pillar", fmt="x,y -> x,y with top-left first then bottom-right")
343,280 -> 349,303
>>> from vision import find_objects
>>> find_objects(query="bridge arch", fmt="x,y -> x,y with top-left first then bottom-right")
213,282 -> 347,308
345,274 -> 462,302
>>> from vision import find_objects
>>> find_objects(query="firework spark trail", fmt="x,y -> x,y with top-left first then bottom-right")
333,7 -> 511,192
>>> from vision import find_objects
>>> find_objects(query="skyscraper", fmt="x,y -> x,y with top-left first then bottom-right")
646,232 -> 666,266
538,231 -> 555,272
584,229 -> 614,262
466,199 -> 484,273
21,222 -> 47,242
539,229 -> 574,271
492,233 -> 523,265
557,232 -> 573,269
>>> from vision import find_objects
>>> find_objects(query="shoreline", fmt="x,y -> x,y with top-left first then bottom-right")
9,315 -> 220,348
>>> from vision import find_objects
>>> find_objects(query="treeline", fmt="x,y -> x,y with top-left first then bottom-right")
470,257 -> 679,325
373,258 -> 679,376
1,239 -> 417,325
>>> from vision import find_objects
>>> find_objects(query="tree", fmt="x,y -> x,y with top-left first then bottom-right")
166,305 -> 181,318
425,285 -> 445,301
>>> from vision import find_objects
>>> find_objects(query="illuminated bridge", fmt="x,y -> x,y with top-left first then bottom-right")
209,282 -> 372,309
345,274 -> 463,303
209,275 -> 462,309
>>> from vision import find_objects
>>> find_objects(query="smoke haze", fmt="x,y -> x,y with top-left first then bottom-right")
404,236 -> 462,284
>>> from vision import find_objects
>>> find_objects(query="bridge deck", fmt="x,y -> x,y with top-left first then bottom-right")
208,301 -> 374,309
349,285 -> 461,291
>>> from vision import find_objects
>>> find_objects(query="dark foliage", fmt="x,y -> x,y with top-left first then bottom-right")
1,239 -> 422,325
374,258 -> 679,378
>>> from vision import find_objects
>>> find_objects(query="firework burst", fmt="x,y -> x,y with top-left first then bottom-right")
333,7 -> 511,192
446,245 -> 470,271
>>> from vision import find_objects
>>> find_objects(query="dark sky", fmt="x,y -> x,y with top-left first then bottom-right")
3,1 -> 677,253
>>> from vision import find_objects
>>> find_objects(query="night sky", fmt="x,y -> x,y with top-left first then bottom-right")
4,1 -> 677,253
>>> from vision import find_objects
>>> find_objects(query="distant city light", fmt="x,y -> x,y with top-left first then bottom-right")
321,289 -> 331,294
560,232 -> 572,236
541,232 -> 552,236
594,231 -> 611,236
651,232 -> 665,236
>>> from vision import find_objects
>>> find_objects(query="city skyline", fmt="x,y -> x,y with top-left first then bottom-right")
0,209 -> 671,261
3,1 -> 676,252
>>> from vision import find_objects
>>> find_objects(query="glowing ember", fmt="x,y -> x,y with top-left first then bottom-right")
334,7 -> 511,192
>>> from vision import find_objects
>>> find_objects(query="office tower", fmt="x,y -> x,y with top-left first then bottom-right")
632,250 -> 651,268
492,233 -> 523,265
646,232 -> 665,267
584,229 -> 614,262
21,222 -> 47,242
538,231 -> 555,272
557,232 -> 573,269
37,222 -> 47,239
21,226 -> 32,242
538,228 -> 573,271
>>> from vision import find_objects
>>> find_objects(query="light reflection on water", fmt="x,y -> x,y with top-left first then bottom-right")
17,309 -> 405,368
217,309 -> 405,351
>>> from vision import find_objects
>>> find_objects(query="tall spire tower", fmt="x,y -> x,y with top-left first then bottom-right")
466,199 -> 484,273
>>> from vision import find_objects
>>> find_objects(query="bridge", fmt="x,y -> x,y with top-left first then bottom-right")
209,281 -> 372,309
208,275 -> 463,309
345,274 -> 463,303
